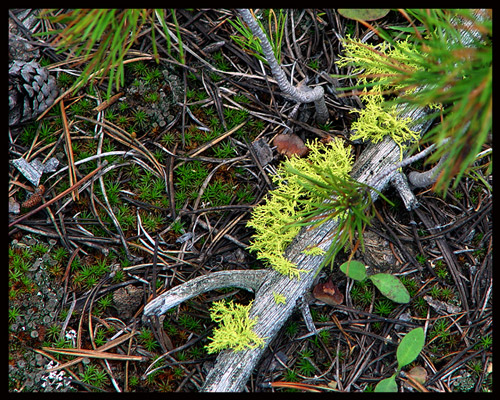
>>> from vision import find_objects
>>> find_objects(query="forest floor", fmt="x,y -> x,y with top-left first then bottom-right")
8,9 -> 492,392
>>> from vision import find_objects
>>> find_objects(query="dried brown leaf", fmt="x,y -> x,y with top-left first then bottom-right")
313,278 -> 344,306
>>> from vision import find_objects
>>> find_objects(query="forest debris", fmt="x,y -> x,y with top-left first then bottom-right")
11,156 -> 59,186
273,133 -> 309,158
423,295 -> 462,314
312,278 -> 344,306
250,138 -> 273,167
9,197 -> 20,214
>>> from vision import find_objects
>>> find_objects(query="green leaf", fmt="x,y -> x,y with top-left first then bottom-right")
338,9 -> 390,22
339,260 -> 366,281
396,327 -> 425,369
374,374 -> 397,392
368,273 -> 410,304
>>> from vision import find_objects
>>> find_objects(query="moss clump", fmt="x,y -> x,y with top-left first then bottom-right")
246,138 -> 354,279
205,300 -> 265,354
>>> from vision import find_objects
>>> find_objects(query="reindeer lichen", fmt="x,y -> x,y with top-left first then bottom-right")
336,36 -> 423,159
272,292 -> 287,305
205,300 -> 266,354
247,138 -> 354,279
350,95 -> 421,160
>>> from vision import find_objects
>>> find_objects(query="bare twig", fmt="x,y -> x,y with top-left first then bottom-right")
237,9 -> 328,124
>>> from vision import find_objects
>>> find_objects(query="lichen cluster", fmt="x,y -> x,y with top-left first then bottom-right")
350,95 -> 421,160
205,300 -> 265,354
336,36 -> 423,159
246,138 -> 354,279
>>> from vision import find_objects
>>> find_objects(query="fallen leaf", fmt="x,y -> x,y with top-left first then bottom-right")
313,278 -> 344,306
251,138 -> 273,166
408,366 -> 427,385
337,9 -> 390,22
423,295 -> 462,314
273,133 -> 309,158
9,197 -> 20,214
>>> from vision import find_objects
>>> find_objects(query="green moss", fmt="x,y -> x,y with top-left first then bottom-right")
246,138 -> 354,279
205,300 -> 266,354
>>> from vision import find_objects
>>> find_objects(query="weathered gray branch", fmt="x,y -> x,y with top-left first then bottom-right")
200,111 -> 435,392
408,152 -> 449,188
143,270 -> 268,318
142,10 -> 487,392
237,9 -> 328,124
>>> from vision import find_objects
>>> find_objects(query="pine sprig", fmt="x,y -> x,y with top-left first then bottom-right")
38,9 -> 180,97
336,9 -> 492,194
285,164 -> 393,271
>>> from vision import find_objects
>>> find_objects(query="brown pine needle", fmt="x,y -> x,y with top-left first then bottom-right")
60,99 -> 79,201
9,161 -> 107,228
41,347 -> 145,362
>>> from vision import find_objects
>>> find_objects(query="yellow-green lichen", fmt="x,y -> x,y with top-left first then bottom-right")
246,138 -> 354,279
336,36 -> 423,158
273,292 -> 287,305
350,95 -> 421,160
205,300 -> 266,354
336,36 -> 422,95
302,246 -> 326,256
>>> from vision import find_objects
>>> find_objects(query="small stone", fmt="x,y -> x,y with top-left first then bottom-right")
31,330 -> 39,338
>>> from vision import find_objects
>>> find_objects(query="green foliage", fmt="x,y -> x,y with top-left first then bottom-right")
205,300 -> 265,354
338,9 -> 390,21
289,170 -> 392,272
374,327 -> 425,392
370,273 -> 410,304
178,313 -> 202,332
285,321 -> 299,337
283,369 -> 300,382
39,9 -> 183,97
430,318 -> 451,344
336,9 -> 492,194
340,260 -> 366,281
340,261 -> 410,304
79,364 -> 109,389
337,36 -> 422,160
213,140 -> 236,159
138,327 -> 159,351
247,139 -> 354,279
374,299 -> 396,316
396,327 -> 425,368
8,306 -> 22,324
296,350 -> 316,376
476,335 -> 492,350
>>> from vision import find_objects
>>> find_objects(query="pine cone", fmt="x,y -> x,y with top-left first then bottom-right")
9,60 -> 59,126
